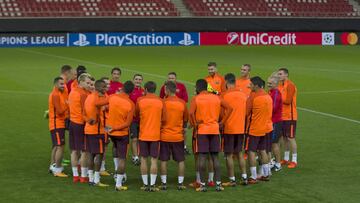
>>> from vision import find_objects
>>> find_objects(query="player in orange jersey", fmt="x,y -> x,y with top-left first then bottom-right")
136,81 -> 165,192
83,80 -> 109,187
48,77 -> 69,178
221,73 -> 248,187
246,76 -> 273,184
189,79 -> 232,192
278,68 -> 298,169
236,64 -> 252,97
159,81 -> 189,191
106,81 -> 135,191
205,62 -> 226,95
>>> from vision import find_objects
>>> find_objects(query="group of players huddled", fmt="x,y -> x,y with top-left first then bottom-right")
48,62 -> 298,192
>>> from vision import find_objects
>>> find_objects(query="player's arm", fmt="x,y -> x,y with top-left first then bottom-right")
219,98 -> 233,126
111,105 -> 135,132
161,100 -> 167,123
183,102 -> 189,126
283,83 -> 295,105
52,94 -> 68,115
95,96 -> 109,107
189,97 -> 197,128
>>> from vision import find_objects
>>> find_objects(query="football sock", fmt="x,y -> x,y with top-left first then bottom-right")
113,158 -> 119,171
178,176 -> 184,184
100,161 -> 106,171
229,176 -> 235,181
196,171 -> 201,182
94,171 -> 100,184
241,174 -> 247,179
263,164 -> 269,177
116,174 -> 124,187
250,167 -> 257,179
72,167 -> 79,177
208,172 -> 214,182
81,167 -> 88,178
292,153 -> 297,163
150,174 -> 157,186
141,175 -> 148,185
284,151 -> 290,161
161,175 -> 167,184
88,170 -> 94,182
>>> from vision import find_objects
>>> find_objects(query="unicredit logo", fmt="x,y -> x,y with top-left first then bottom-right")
227,33 -> 297,45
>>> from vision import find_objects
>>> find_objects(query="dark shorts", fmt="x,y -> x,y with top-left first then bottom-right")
282,120 -> 297,139
195,134 -> 220,153
110,135 -> 129,159
265,133 -> 272,153
271,122 -> 283,143
130,122 -> 140,139
138,140 -> 160,158
69,121 -> 85,151
247,135 -> 266,152
50,128 -> 65,147
222,134 -> 245,154
85,134 -> 105,154
159,141 -> 185,162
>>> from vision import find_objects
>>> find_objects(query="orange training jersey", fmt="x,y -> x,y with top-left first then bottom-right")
49,87 -> 68,131
71,79 -> 78,90
68,87 -> 88,125
278,79 -> 297,121
161,96 -> 188,142
246,89 -> 273,136
236,78 -> 251,97
108,93 -> 135,136
136,93 -> 164,141
221,89 -> 247,134
205,73 -> 226,94
190,91 -> 222,135
84,92 -> 108,135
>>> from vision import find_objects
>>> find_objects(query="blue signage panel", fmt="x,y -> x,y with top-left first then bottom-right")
68,32 -> 199,47
0,33 -> 68,47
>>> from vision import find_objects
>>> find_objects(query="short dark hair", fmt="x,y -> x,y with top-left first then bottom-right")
76,65 -> 87,80
133,73 -> 143,79
144,81 -> 156,93
243,64 -> 252,71
90,77 -> 95,81
61,65 -> 72,73
208,62 -> 217,67
123,81 -> 135,94
196,79 -> 208,93
111,67 -> 121,74
250,76 -> 265,88
278,67 -> 289,75
168,72 -> 177,77
95,80 -> 105,91
53,76 -> 64,84
100,77 -> 109,81
165,81 -> 177,94
224,73 -> 236,85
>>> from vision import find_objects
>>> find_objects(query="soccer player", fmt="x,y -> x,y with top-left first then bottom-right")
71,65 -> 87,90
83,80 -> 109,187
221,73 -> 248,187
107,67 -> 124,95
205,62 -> 226,95
136,81 -> 165,192
278,68 -> 298,169
129,74 -> 144,166
107,81 -> 135,191
236,64 -> 252,97
246,76 -> 273,184
89,77 -> 95,92
267,73 -> 283,172
159,72 -> 190,155
60,65 -> 73,90
189,79 -> 232,192
159,81 -> 188,190
48,77 -> 69,177
98,77 -> 111,177
68,73 -> 91,182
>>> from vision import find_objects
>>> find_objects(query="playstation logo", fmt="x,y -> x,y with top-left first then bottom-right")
179,33 -> 194,46
73,33 -> 90,46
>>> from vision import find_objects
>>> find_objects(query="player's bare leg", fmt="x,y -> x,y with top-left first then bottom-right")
210,152 -> 223,191
207,155 -> 215,186
248,151 -> 258,184
49,147 -> 56,173
281,136 -> 290,165
177,161 -> 186,190
132,138 -> 140,165
149,157 -> 159,191
115,158 -> 127,191
288,138 -> 297,168
197,153 -> 208,192
159,161 -> 167,190
140,157 -> 149,191
79,151 -> 89,182
259,150 -> 270,181
223,153 -> 236,186
71,150 -> 80,181
272,143 -> 282,171
53,146 -> 68,177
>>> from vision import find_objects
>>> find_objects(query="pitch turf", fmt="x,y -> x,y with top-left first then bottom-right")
0,46 -> 359,202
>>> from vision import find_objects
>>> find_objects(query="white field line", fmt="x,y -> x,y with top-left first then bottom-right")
9,48 -> 360,125
299,89 -> 360,94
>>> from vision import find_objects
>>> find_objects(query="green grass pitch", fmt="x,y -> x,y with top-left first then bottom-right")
0,46 -> 359,202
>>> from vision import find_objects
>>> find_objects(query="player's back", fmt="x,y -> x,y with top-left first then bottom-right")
108,93 -> 135,136
137,93 -> 164,141
161,96 -> 187,142
222,89 -> 247,134
194,92 -> 221,135
248,90 -> 273,136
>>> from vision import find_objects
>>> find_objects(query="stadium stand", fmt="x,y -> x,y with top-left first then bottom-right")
0,0 -> 179,17
183,0 -> 359,17
0,0 -> 358,18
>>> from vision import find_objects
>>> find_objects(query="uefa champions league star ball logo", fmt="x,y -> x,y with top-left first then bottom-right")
227,32 -> 239,45
322,32 -> 335,46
